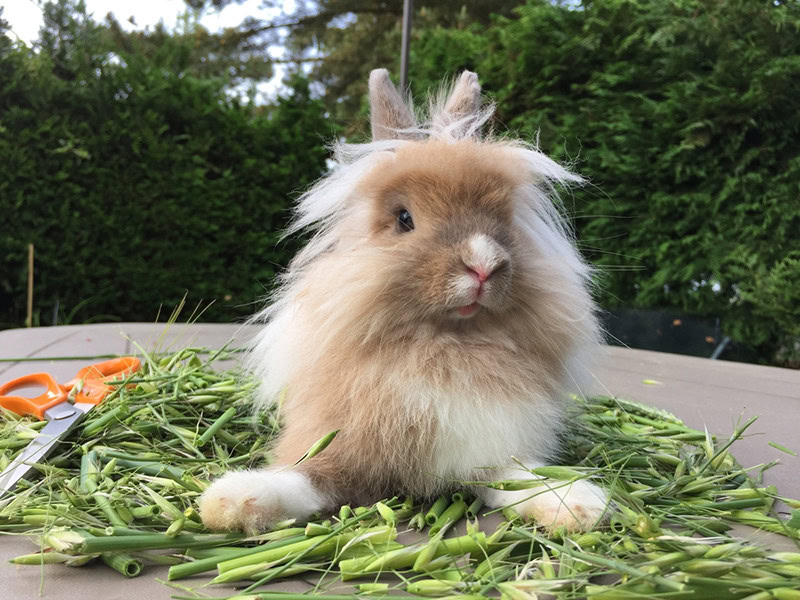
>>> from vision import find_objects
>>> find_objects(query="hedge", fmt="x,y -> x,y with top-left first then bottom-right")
0,31 -> 329,326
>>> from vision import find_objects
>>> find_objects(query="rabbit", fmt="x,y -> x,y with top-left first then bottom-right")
198,69 -> 609,535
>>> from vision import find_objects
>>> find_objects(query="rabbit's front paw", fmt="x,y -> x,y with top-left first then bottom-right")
198,469 -> 326,534
518,479 -> 608,533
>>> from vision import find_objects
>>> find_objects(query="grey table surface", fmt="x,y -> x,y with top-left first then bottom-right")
1,323 -> 798,599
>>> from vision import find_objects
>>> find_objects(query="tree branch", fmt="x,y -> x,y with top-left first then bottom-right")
241,7 -> 402,35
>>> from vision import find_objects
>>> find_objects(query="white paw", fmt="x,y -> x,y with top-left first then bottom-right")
198,468 -> 327,534
517,479 -> 609,533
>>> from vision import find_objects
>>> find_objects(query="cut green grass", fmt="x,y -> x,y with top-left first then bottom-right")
1,347 -> 799,600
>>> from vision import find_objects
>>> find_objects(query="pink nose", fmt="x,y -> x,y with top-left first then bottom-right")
466,266 -> 490,283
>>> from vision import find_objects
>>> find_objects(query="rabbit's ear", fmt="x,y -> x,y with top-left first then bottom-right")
442,71 -> 481,120
369,69 -> 417,141
432,71 -> 482,134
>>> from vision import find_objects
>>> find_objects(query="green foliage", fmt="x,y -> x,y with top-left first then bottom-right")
0,2 -> 329,327
408,0 -> 800,365
0,8 -> 10,52
102,12 -> 276,88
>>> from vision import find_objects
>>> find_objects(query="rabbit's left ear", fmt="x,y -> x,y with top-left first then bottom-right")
431,71 -> 482,135
441,71 -> 482,122
369,69 -> 417,141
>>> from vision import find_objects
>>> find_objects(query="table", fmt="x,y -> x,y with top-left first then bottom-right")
1,324 -> 798,599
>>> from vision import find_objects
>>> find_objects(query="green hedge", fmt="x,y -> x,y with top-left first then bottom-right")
409,0 -> 800,365
0,36 -> 329,326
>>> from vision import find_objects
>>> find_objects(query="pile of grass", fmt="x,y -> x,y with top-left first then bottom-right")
1,347 -> 799,600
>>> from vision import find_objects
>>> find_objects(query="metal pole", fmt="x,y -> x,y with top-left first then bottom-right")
26,244 -> 33,327
400,0 -> 413,91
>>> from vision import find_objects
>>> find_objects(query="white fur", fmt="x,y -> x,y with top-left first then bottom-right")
449,273 -> 480,304
198,469 -> 328,533
480,465 -> 609,532
396,379 -> 563,484
467,233 -> 506,276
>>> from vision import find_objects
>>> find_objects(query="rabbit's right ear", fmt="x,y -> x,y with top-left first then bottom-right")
369,69 -> 417,141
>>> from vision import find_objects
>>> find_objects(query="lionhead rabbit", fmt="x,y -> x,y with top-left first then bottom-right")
199,69 -> 608,534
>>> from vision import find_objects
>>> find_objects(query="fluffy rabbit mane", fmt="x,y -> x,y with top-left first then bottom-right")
242,71 -> 601,496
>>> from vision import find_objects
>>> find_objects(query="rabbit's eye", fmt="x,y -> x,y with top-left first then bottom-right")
396,208 -> 414,233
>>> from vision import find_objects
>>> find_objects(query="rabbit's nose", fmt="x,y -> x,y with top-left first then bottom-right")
463,234 -> 510,282
465,259 -> 508,284
466,265 -> 490,283
466,265 -> 498,283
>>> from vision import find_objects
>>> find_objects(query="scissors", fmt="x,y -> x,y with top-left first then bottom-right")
0,357 -> 140,497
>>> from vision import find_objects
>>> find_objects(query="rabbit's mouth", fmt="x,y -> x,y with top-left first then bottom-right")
456,302 -> 480,318
447,265 -> 511,319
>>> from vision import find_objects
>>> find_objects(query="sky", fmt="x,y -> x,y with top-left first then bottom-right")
2,0 -> 293,100
2,0 -> 284,45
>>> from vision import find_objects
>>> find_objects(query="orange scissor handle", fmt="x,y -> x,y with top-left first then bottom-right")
0,373 -> 68,420
65,357 -> 141,405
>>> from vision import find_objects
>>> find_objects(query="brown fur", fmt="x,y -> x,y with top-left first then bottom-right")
361,141 -> 522,234
199,69 -> 605,533
267,139 -> 589,504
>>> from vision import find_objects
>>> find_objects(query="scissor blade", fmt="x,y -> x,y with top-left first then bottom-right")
0,403 -> 94,497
